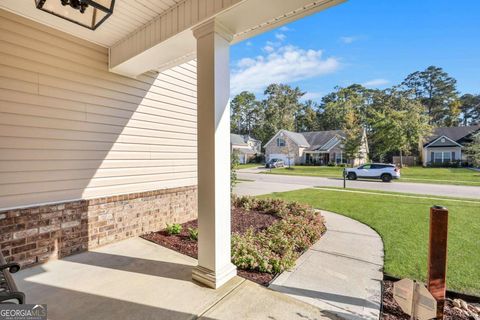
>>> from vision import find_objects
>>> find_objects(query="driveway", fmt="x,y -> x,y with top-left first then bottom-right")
235,171 -> 480,199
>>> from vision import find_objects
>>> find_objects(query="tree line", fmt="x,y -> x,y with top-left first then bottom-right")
231,65 -> 480,162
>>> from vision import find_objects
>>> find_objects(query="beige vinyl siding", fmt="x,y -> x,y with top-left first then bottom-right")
0,10 -> 198,210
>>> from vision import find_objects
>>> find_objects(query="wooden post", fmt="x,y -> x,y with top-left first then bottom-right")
427,206 -> 448,319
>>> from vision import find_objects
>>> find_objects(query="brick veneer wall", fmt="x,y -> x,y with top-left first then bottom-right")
0,186 -> 197,268
265,135 -> 303,164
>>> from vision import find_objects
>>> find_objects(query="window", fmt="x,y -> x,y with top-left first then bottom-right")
433,151 -> 453,163
276,138 -> 286,147
335,152 -> 344,164
359,164 -> 371,169
443,152 -> 451,161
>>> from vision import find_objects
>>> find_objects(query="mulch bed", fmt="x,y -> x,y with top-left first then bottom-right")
382,280 -> 475,319
142,207 -> 280,286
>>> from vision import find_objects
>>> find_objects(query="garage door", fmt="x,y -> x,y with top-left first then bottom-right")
238,153 -> 246,164
268,153 -> 294,166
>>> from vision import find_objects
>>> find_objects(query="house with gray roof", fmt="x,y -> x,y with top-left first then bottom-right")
421,124 -> 480,166
230,134 -> 262,164
264,129 -> 369,166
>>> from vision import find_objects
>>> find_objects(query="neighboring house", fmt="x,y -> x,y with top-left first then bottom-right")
230,134 -> 262,164
422,124 -> 480,166
264,129 -> 369,166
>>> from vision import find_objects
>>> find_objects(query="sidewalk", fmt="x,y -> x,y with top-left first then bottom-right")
270,211 -> 384,320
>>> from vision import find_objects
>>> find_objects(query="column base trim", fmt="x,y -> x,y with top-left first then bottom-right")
192,263 -> 237,289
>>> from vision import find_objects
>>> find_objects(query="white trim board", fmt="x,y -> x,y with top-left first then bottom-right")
424,135 -> 463,148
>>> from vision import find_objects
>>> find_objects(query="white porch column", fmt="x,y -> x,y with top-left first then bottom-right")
191,19 -> 237,289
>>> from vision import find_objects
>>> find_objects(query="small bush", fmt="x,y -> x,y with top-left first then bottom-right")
232,195 -> 256,211
231,229 -> 296,274
188,227 -> 198,241
250,153 -> 265,164
165,223 -> 182,235
231,195 -> 317,219
231,196 -> 325,275
231,150 -> 240,187
426,160 -> 466,168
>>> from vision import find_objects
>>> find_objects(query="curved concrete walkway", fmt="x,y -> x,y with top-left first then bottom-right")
269,211 -> 384,320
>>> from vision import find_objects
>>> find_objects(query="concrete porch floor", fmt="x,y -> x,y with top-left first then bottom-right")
13,237 -> 341,320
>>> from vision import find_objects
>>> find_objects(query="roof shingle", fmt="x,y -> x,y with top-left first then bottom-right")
301,130 -> 345,151
230,134 -> 248,146
424,124 -> 480,146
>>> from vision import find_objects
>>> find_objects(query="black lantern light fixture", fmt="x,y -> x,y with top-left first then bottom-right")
35,0 -> 115,30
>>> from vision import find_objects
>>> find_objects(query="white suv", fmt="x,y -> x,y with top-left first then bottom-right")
345,163 -> 400,182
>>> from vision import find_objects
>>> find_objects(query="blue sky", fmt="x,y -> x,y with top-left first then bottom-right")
230,0 -> 480,101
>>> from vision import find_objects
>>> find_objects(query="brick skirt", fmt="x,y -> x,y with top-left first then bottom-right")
0,186 -> 197,267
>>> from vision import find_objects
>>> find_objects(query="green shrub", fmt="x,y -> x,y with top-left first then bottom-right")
231,195 -> 318,219
232,195 -> 256,211
231,196 -> 325,275
231,229 -> 296,274
188,227 -> 198,241
231,150 -> 240,187
165,223 -> 182,235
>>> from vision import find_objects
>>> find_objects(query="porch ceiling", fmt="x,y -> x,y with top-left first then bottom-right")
0,0 -> 345,77
0,0 -> 181,47
110,0 -> 345,77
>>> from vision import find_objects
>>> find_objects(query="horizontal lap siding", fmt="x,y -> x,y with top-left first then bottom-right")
0,11 -> 198,210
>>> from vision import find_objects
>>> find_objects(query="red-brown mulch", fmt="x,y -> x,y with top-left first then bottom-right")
142,207 -> 280,286
382,280 -> 473,319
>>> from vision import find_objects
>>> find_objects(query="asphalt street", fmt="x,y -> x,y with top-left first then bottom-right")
235,170 -> 480,199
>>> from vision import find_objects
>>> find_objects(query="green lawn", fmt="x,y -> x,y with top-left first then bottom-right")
261,188 -> 480,295
400,167 -> 480,186
266,166 -> 345,178
237,163 -> 263,169
265,165 -> 480,186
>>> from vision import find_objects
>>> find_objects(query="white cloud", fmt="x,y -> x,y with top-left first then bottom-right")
340,36 -> 356,44
279,26 -> 291,32
275,33 -> 287,41
245,41 -> 253,46
237,58 -> 256,68
264,40 -> 283,50
231,45 -> 340,94
302,92 -> 324,101
362,78 -> 390,87
263,45 -> 275,53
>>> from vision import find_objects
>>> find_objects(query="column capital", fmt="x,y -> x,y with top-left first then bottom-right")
192,18 -> 234,42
